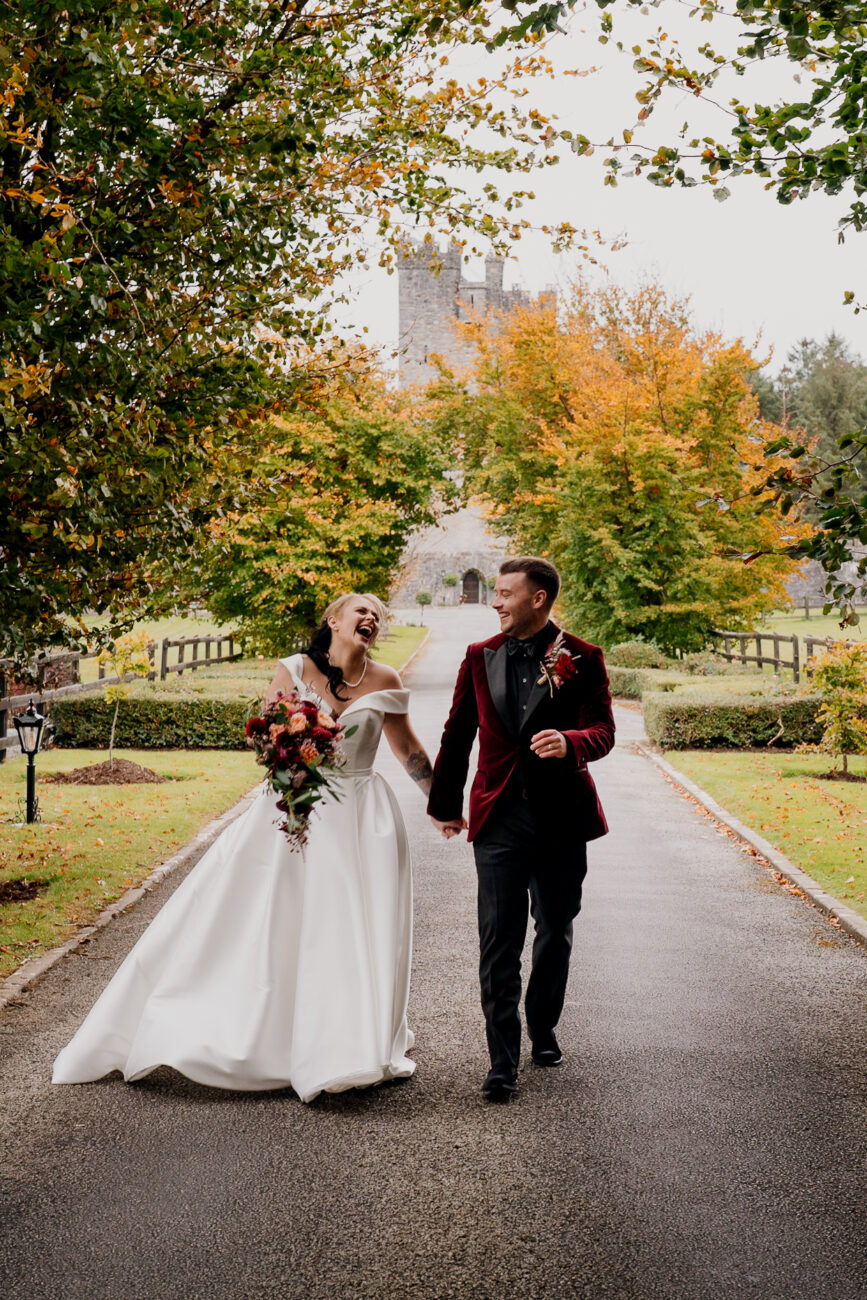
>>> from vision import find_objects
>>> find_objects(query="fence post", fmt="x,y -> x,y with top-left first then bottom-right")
147,640 -> 156,682
772,634 -> 780,676
177,639 -> 186,676
205,637 -> 212,666
0,668 -> 6,765
160,639 -> 169,680
191,638 -> 199,671
793,636 -> 800,684
739,633 -> 747,666
755,634 -> 763,670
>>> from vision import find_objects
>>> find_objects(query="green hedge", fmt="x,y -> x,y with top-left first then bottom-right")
643,690 -> 823,750
51,694 -> 251,749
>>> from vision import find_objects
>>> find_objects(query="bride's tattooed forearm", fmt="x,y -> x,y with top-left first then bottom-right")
405,750 -> 433,792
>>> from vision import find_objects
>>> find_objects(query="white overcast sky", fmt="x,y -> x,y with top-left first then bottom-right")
336,0 -> 867,374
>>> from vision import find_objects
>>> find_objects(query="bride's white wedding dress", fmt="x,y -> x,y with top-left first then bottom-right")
52,654 -> 415,1102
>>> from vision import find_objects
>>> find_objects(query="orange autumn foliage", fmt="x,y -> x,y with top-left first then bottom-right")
432,280 -> 808,652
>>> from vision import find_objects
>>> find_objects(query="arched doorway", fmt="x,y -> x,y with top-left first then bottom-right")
461,569 -> 484,604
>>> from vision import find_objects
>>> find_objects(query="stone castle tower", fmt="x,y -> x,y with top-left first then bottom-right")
390,241 -> 551,608
397,241 -> 543,387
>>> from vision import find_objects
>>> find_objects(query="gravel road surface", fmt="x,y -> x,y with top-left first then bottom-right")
1,607 -> 865,1299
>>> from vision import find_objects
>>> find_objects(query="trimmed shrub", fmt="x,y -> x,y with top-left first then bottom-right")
644,690 -> 823,750
678,650 -> 737,676
51,693 -> 251,749
607,667 -> 682,699
606,640 -> 669,669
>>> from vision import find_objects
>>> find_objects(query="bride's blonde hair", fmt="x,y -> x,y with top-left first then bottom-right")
321,592 -> 389,629
305,592 -> 390,700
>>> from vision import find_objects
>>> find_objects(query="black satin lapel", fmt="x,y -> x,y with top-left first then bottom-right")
484,645 -> 515,738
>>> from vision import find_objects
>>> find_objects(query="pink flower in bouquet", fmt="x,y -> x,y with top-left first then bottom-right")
317,711 -> 337,730
287,712 -> 308,734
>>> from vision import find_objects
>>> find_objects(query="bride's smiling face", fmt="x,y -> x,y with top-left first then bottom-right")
328,597 -> 382,652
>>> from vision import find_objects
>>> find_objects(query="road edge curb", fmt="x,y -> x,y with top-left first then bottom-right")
397,627 -> 431,676
636,742 -> 867,948
0,786 -> 260,1012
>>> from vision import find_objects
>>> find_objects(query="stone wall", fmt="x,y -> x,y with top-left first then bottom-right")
785,545 -> 867,607
389,505 -> 510,609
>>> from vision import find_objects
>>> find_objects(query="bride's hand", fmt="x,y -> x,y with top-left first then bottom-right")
431,816 -> 467,839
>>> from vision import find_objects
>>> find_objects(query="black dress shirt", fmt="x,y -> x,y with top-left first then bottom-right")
505,623 -> 553,732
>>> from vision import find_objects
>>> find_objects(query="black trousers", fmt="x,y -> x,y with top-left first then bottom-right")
472,798 -> 587,1076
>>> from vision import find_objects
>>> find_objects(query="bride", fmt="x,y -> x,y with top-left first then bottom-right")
52,593 -> 434,1102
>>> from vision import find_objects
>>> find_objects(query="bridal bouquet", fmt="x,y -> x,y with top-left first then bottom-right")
245,690 -> 353,849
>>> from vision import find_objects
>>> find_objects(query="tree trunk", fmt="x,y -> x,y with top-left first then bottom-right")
109,699 -> 120,770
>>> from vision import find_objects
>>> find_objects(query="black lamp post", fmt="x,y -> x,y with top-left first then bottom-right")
14,698 -> 45,824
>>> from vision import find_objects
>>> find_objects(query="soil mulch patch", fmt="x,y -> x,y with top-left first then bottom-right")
0,878 -> 50,904
43,758 -> 167,786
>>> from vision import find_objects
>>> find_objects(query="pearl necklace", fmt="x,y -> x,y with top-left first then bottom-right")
342,657 -> 368,689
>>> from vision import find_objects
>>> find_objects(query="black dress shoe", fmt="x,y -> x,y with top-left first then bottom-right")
482,1069 -> 518,1103
530,1032 -> 563,1067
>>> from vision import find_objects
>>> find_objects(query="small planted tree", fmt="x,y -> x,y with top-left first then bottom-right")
98,631 -> 154,770
799,643 -> 867,780
415,592 -> 432,626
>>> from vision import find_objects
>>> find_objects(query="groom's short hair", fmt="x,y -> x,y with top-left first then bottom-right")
499,557 -> 560,608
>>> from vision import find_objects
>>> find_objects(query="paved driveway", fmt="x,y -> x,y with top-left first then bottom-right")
1,607 -> 865,1298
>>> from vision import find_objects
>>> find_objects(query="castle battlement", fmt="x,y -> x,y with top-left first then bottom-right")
397,240 -> 552,388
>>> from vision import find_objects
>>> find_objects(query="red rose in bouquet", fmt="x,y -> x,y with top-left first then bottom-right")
245,689 -> 355,849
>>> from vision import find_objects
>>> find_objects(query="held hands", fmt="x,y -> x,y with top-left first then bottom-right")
530,729 -> 568,760
430,816 -> 467,840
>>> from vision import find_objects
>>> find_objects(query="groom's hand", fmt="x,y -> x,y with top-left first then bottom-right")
430,816 -> 467,839
530,729 -> 568,759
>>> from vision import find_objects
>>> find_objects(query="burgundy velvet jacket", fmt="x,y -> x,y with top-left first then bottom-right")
427,624 -> 615,844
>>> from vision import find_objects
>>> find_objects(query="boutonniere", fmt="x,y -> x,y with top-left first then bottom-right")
537,631 -> 580,698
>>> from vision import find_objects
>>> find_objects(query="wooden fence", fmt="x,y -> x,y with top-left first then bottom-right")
159,634 -> 239,678
0,633 -> 240,761
708,629 -> 853,683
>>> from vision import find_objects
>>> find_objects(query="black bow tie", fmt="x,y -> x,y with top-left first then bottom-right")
506,636 -> 541,660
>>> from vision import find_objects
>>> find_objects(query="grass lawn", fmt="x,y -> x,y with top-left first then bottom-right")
761,608 -> 867,644
0,749 -> 259,980
667,750 -> 867,922
374,625 -> 428,671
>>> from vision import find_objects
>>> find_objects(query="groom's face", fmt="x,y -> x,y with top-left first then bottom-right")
492,573 -> 549,639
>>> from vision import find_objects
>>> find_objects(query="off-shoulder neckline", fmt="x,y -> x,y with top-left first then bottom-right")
281,653 -> 408,720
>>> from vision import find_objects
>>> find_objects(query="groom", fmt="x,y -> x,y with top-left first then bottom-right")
428,557 -> 615,1102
